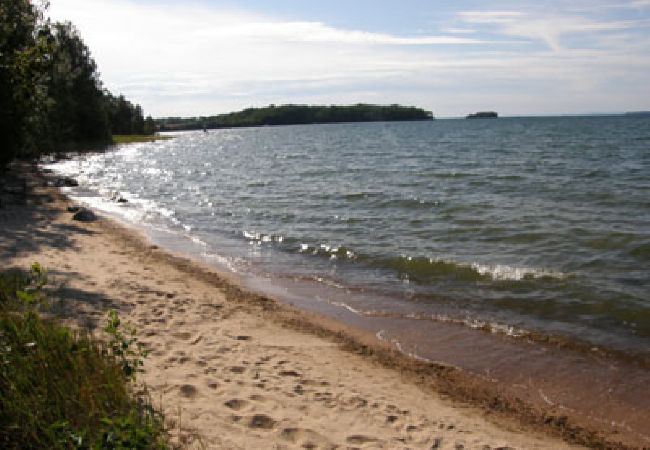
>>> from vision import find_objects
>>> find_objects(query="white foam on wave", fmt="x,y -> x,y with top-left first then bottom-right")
330,301 -> 364,315
243,230 -> 285,245
470,263 -> 565,281
375,329 -> 433,363
400,311 -> 527,338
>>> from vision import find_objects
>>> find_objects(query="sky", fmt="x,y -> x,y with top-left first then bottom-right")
48,0 -> 650,118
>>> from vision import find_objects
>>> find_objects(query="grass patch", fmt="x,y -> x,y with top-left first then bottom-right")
111,135 -> 173,144
0,264 -> 167,449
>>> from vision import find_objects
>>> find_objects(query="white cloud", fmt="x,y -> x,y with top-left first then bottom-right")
192,21 -> 485,45
443,28 -> 478,34
47,0 -> 650,117
458,10 -> 641,51
458,11 -> 524,24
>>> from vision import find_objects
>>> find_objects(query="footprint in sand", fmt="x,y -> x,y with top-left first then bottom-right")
172,331 -> 192,340
178,384 -> 198,398
346,435 -> 381,445
255,355 -> 272,366
280,428 -> 335,449
278,370 -> 301,377
247,414 -> 276,430
224,399 -> 248,411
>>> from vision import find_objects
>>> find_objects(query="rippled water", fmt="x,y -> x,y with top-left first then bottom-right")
48,116 -> 650,356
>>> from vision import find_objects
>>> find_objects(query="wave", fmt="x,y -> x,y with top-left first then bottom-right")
470,263 -> 565,281
629,242 -> 650,261
238,224 -> 566,283
370,255 -> 565,283
336,301 -> 528,338
298,243 -> 356,259
57,162 -> 566,287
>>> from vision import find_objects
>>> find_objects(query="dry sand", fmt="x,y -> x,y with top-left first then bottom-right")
1,169 -> 589,449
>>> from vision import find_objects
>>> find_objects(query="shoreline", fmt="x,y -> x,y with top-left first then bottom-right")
1,165 -> 647,448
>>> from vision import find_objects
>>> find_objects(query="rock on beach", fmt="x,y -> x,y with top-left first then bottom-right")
72,207 -> 97,222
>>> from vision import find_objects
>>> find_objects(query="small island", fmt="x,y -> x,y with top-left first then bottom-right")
466,111 -> 498,119
157,104 -> 434,131
625,111 -> 650,117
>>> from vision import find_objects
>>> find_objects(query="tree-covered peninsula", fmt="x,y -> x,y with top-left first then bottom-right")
157,104 -> 434,131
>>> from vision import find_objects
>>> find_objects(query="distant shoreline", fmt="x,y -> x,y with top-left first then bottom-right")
158,112 -> 649,128
157,103 -> 433,132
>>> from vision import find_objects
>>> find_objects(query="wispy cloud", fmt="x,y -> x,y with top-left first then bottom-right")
193,21 -> 486,45
48,0 -> 650,117
458,11 -> 524,24
458,10 -> 640,51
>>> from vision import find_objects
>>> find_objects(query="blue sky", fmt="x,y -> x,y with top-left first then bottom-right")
49,0 -> 650,117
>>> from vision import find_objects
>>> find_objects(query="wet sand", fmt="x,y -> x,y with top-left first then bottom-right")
0,166 -> 645,448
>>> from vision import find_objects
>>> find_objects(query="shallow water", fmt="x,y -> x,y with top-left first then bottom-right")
47,116 -> 650,358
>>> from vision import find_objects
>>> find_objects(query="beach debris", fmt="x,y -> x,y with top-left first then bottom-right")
72,207 -> 97,222
67,205 -> 81,213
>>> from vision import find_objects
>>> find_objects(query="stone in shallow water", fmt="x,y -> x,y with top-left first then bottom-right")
54,177 -> 79,187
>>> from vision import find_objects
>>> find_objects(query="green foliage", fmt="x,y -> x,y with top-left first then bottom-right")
0,266 -> 167,449
103,309 -> 147,381
0,1 -> 151,169
40,21 -> 111,150
143,115 -> 156,135
0,0 -> 47,167
105,94 -> 148,136
0,262 -> 48,309
158,103 -> 434,131
112,135 -> 172,144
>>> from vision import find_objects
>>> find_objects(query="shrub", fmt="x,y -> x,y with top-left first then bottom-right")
0,265 -> 167,449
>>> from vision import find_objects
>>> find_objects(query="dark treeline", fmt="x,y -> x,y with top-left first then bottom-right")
0,1 -> 154,168
158,104 -> 434,131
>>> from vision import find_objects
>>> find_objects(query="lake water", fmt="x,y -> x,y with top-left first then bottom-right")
47,116 -> 650,360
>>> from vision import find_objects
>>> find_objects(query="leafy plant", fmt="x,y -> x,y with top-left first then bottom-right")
0,262 -> 48,308
103,309 -> 147,381
0,264 -> 167,449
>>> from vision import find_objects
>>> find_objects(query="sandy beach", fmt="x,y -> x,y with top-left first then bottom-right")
0,167 -> 627,449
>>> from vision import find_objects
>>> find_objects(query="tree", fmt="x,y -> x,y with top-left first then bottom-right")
143,115 -> 155,135
0,0 -> 48,166
1,1 -> 153,169
131,104 -> 144,134
43,21 -> 110,149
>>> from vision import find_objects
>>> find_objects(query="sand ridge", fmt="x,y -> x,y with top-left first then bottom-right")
0,173 -> 586,449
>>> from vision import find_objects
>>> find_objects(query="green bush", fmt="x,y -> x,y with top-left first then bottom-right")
0,265 -> 167,449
